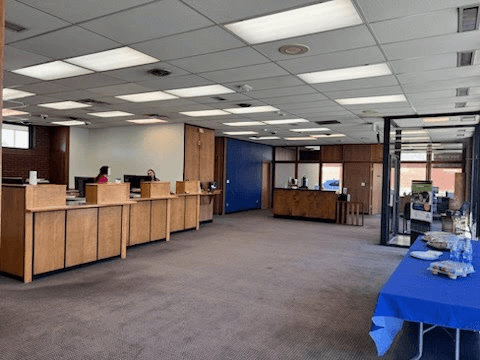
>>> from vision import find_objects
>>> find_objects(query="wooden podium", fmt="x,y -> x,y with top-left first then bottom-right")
141,181 -> 171,198
85,183 -> 130,204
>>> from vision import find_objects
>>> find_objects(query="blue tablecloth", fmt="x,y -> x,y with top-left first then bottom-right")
370,238 -> 480,356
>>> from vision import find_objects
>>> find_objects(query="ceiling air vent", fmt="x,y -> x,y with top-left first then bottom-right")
455,102 -> 467,108
314,120 -> 341,125
145,114 -> 169,119
461,116 -> 476,122
77,98 -> 110,105
457,51 -> 474,66
458,6 -> 479,32
237,103 -> 252,107
5,21 -> 27,32
147,69 -> 171,77
456,87 -> 469,96
212,96 -> 227,101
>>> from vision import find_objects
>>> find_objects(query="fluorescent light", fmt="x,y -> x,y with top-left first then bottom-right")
88,111 -> 133,118
223,121 -> 265,126
305,146 -> 321,150
66,47 -> 159,71
402,137 -> 430,142
284,137 -> 317,141
289,127 -> 330,132
180,110 -> 230,117
38,101 -> 91,110
2,109 -> 29,116
299,63 -> 391,84
223,131 -> 258,135
249,136 -> 281,140
335,95 -> 407,105
12,61 -> 93,80
224,106 -> 278,114
115,91 -> 178,102
225,0 -> 362,44
51,120 -> 86,126
311,134 -> 346,138
263,119 -> 309,125
165,85 -> 235,98
423,117 -> 450,123
391,130 -> 427,135
3,88 -> 35,100
127,119 -> 168,124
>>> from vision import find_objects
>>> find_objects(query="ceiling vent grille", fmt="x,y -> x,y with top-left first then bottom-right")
147,69 -> 171,77
460,116 -> 476,122
77,98 -> 110,105
237,103 -> 252,107
212,96 -> 226,101
5,21 -> 27,32
458,6 -> 479,32
314,120 -> 341,125
457,51 -> 474,66
456,87 -> 470,96
455,102 -> 467,108
146,114 -> 169,118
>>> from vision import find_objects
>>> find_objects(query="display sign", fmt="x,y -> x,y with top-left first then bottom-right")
411,180 -> 433,223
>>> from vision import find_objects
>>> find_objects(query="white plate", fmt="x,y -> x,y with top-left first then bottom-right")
410,250 -> 443,260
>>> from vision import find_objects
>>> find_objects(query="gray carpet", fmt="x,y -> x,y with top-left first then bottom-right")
0,210 -> 478,359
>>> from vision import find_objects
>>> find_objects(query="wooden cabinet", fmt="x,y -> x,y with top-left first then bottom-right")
170,195 -> 200,232
66,208 -> 98,267
184,125 -> 214,183
98,206 -> 122,260
151,200 -> 168,241
129,201 -> 151,246
33,211 -> 65,275
273,189 -> 337,221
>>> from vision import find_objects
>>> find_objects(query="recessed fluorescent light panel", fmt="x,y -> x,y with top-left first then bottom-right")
165,85 -> 235,98
180,110 -> 230,117
223,121 -> 265,126
223,131 -> 258,135
284,137 -> 317,141
423,117 -> 450,123
224,106 -> 278,114
115,91 -> 178,102
127,119 -> 168,124
311,134 -> 345,138
289,127 -> 330,132
51,120 -> 86,126
263,119 -> 309,125
336,95 -> 407,105
66,47 -> 159,71
249,136 -> 281,140
2,109 -> 29,116
298,63 -> 391,84
3,88 -> 35,100
38,101 -> 91,110
12,61 -> 93,80
225,0 -> 362,44
88,111 -> 133,117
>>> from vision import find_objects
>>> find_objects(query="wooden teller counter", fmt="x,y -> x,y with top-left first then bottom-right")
273,188 -> 337,221
0,180 -> 220,283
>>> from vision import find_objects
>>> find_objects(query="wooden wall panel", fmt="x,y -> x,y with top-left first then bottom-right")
0,0 -> 4,244
33,211 -> 65,275
275,147 -> 296,161
184,124 -> 200,181
321,145 -> 343,162
371,144 -> 383,162
170,197 -> 185,232
185,196 -> 197,229
213,137 -> 225,215
66,208 -> 98,267
261,161 -> 271,209
371,163 -> 383,215
200,195 -> 214,221
129,201 -> 151,245
49,126 -> 70,186
343,145 -> 372,162
343,163 -> 371,214
199,129 -> 215,183
151,199 -> 167,240
97,206 -> 122,259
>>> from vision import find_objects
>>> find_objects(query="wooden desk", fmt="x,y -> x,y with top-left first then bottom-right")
199,190 -> 221,222
273,188 -> 337,221
170,194 -> 200,232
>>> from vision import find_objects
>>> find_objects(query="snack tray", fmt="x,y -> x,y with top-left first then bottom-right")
423,231 -> 455,242
410,250 -> 443,260
428,260 -> 475,280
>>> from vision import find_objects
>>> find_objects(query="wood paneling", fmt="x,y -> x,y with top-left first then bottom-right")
454,173 -> 466,210
176,180 -> 200,194
141,181 -> 170,198
343,145 -> 372,162
200,195 -> 214,222
321,145 -> 343,162
371,144 -> 383,163
97,206 -> 122,259
262,162 -> 271,209
151,199 -> 167,240
336,201 -> 364,226
184,125 -> 215,184
66,208 -> 98,267
170,197 -> 185,232
85,183 -> 129,204
213,137 -> 225,215
275,147 -> 297,161
273,189 -> 337,220
0,0 -> 4,245
49,126 -> 70,186
33,211 -> 65,275
343,162 -> 371,214
24,213 -> 33,283
199,129 -> 215,183
371,163 -> 383,215
25,184 -> 66,209
0,186 -> 26,276
129,201 -> 151,245
121,205 -> 129,259
185,195 -> 198,229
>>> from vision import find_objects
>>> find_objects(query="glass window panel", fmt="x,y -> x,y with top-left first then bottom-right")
2,129 -> 15,147
399,163 -> 427,196
431,167 -> 463,197
401,151 -> 427,162
275,163 -> 295,188
298,163 -> 319,189
14,129 -> 29,149
321,163 -> 342,191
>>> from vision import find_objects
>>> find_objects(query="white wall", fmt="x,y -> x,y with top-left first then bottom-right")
69,124 -> 185,192
69,127 -> 91,188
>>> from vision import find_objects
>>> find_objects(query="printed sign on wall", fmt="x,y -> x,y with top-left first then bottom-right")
411,180 -> 433,223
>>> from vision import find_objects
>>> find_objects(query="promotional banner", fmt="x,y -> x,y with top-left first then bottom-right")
411,180 -> 433,223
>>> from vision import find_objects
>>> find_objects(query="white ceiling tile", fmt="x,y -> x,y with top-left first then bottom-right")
277,46 -> 386,73
247,85 -> 316,99
266,93 -> 328,105
370,9 -> 457,44
323,86 -> 403,98
225,75 -> 304,91
398,66 -> 480,84
81,0 -> 213,44
280,100 -> 340,110
406,89 -> 456,98
200,63 -> 289,83
191,93 -> 253,105
10,26 -> 120,59
3,71 -> 40,87
169,47 -> 270,73
88,83 -> 155,97
136,75 -> 214,91
390,54 -> 456,74
19,0 -> 153,23
312,75 -> 398,92
5,1 -> 70,43
17,82 -> 73,95
402,77 -> 480,92
104,63 -> 189,82
132,26 -> 245,61
253,25 -> 376,60
51,74 -> 127,89
3,46 -> 52,71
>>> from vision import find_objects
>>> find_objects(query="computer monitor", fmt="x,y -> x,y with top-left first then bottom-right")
123,175 -> 152,190
2,177 -> 25,184
74,176 -> 95,197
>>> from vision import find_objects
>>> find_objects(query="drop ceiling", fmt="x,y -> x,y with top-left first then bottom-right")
2,0 -> 480,147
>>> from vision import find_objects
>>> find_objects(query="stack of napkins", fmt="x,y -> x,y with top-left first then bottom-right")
410,250 -> 443,260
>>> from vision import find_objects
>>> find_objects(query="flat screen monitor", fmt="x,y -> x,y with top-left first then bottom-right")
123,175 -> 152,190
2,177 -> 25,184
74,176 -> 95,197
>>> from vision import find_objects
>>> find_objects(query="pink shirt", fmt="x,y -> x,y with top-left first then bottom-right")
97,176 -> 108,184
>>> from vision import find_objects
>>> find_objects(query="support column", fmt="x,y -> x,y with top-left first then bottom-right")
0,0 -> 6,245
380,118 -> 391,245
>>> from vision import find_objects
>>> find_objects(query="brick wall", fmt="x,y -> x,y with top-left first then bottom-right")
2,126 -> 51,180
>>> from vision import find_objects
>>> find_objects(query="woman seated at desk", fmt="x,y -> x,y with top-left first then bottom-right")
147,169 -> 159,181
94,166 -> 110,184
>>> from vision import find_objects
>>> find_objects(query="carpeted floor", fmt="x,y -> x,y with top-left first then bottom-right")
0,209 -> 478,359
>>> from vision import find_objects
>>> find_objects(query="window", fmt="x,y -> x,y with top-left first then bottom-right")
2,124 -> 30,149
275,163 -> 295,188
322,163 -> 342,191
298,163 -> 319,189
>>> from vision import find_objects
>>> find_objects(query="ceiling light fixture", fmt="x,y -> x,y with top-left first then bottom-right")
263,119 -> 309,125
422,117 -> 450,123
223,121 -> 265,126
126,119 -> 168,124
299,63 -> 391,84
278,44 -> 310,55
310,134 -> 346,138
66,47 -> 159,71
115,91 -> 178,102
88,111 -> 134,118
289,127 -> 330,132
38,101 -> 92,110
12,61 -> 93,80
2,109 -> 29,117
165,85 -> 235,98
51,120 -> 86,126
3,88 -> 36,100
225,0 -> 362,44
249,136 -> 281,140
224,106 -> 278,114
335,95 -> 407,105
284,137 -> 317,141
223,131 -> 259,135
179,109 -> 230,117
